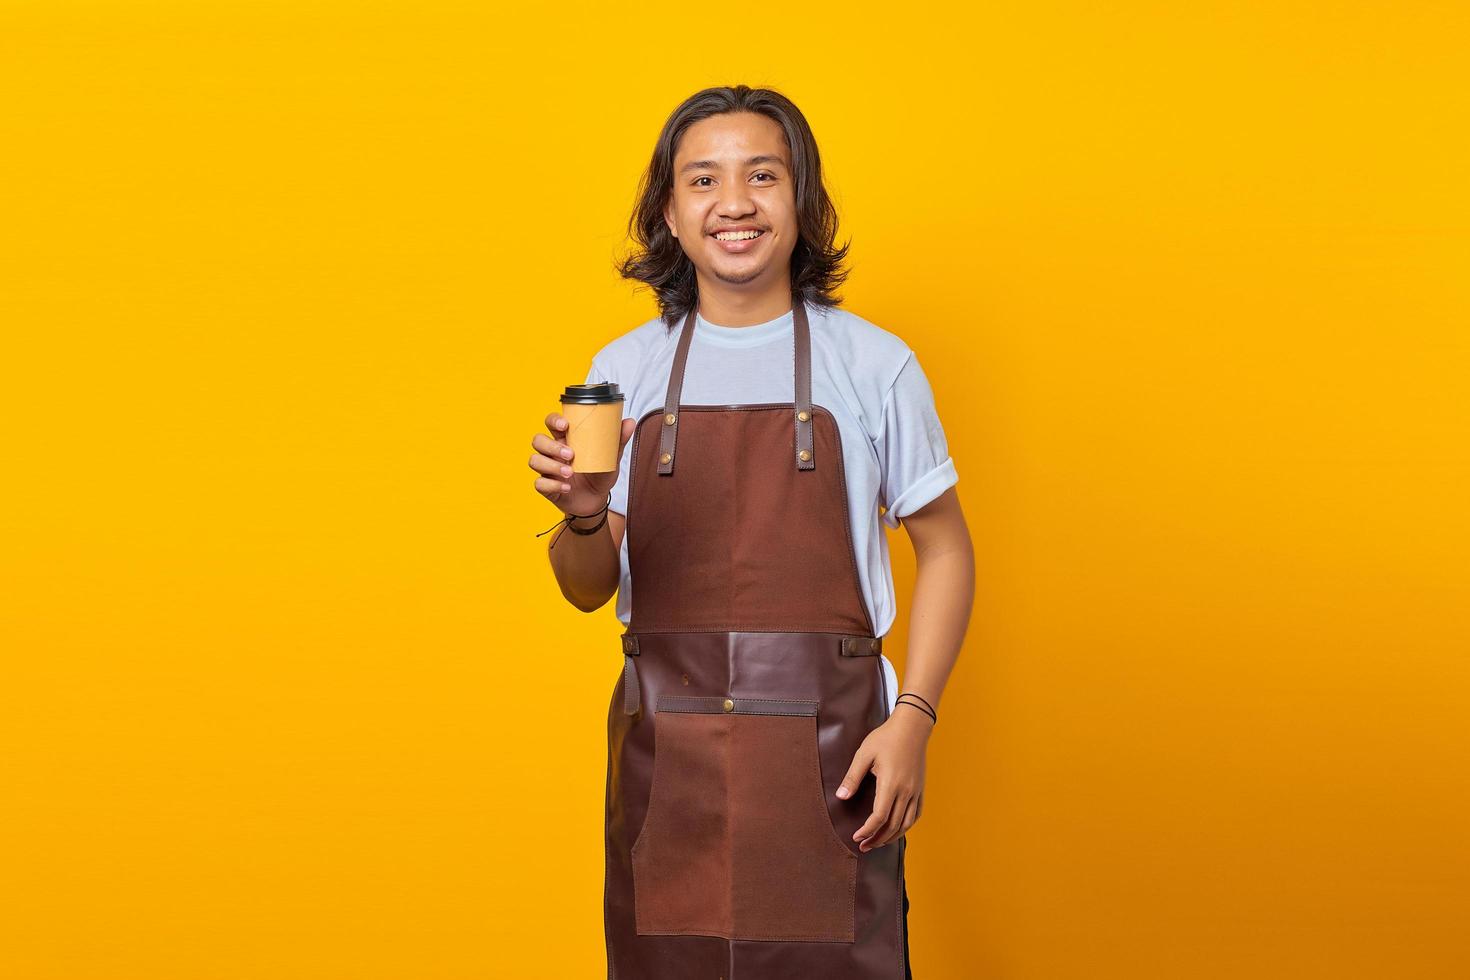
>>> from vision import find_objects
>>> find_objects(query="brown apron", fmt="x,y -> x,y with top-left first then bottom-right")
604,300 -> 911,978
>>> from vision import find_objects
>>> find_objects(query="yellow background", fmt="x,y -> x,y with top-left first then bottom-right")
2,2 -> 1466,978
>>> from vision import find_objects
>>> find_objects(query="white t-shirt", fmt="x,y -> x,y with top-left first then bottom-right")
584,300 -> 959,711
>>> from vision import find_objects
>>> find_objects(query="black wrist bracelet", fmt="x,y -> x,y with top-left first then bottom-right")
565,506 -> 610,535
535,492 -> 612,550
894,699 -> 937,725
897,691 -> 937,716
895,693 -> 938,725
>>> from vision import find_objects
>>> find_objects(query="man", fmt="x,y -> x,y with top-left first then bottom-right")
531,85 -> 974,978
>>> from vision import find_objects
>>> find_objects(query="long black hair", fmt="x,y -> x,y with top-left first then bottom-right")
616,85 -> 852,331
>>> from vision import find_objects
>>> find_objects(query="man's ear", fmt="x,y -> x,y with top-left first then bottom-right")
663,201 -> 677,238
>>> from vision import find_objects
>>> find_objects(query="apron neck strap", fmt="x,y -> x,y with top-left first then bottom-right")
656,299 -> 815,476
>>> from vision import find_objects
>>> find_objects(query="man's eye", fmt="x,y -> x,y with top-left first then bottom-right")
753,172 -> 774,182
694,176 -> 714,187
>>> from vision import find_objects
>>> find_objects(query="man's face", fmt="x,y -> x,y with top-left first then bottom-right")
663,111 -> 798,289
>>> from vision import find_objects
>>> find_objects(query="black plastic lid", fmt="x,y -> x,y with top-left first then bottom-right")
560,381 -> 625,405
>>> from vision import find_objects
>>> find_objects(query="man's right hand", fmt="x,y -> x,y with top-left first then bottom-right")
530,412 -> 636,518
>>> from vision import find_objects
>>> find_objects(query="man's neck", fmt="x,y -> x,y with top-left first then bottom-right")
694,275 -> 794,327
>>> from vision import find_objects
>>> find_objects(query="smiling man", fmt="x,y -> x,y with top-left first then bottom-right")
532,85 -> 974,979
670,139 -> 790,288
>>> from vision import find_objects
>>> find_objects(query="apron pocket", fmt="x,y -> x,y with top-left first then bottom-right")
631,695 -> 858,942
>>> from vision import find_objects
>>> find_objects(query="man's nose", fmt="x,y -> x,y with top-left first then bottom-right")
716,183 -> 755,215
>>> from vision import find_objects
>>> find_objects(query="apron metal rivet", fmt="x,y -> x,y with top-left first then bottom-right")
798,449 -> 812,462
722,698 -> 735,712
664,413 -> 677,425
660,452 -> 673,464
797,410 -> 810,422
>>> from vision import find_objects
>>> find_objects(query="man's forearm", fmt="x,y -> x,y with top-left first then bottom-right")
547,513 -> 621,612
898,542 -> 975,713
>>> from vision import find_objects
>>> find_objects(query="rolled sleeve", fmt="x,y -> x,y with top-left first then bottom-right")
883,457 -> 959,528
876,351 -> 959,528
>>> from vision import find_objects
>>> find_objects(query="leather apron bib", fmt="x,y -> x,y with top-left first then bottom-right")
604,300 -> 911,979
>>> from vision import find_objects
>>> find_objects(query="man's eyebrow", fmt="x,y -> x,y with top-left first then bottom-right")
678,154 -> 788,175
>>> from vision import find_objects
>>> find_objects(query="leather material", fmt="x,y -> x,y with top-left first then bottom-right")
658,302 -> 817,475
606,634 -> 906,978
622,654 -> 640,716
655,306 -> 694,477
605,298 -> 908,978
626,402 -> 872,636
654,694 -> 820,716
622,635 -> 641,715
631,695 -> 858,941
792,299 -> 815,470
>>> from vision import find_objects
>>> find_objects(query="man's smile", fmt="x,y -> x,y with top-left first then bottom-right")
708,226 -> 767,253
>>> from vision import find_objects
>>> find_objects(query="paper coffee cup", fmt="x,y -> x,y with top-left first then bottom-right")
559,381 -> 625,473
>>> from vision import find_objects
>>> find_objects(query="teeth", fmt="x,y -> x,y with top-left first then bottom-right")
714,230 -> 762,241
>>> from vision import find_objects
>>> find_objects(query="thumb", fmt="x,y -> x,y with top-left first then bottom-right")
618,416 -> 636,450
835,745 -> 874,800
